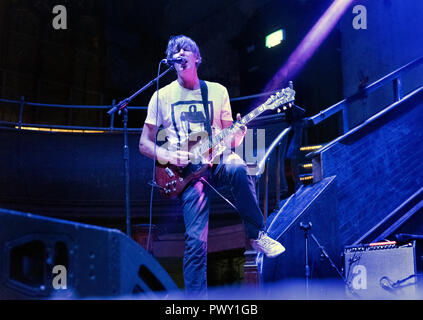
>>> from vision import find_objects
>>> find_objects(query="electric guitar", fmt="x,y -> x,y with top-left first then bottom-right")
154,87 -> 296,198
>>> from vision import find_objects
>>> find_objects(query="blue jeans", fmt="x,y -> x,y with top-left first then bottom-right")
180,157 -> 265,295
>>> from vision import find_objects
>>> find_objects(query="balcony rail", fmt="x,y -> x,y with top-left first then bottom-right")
0,89 -> 282,133
305,55 -> 423,134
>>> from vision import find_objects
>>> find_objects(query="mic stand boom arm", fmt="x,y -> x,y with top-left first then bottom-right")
107,64 -> 175,237
309,233 -> 359,298
107,64 -> 175,116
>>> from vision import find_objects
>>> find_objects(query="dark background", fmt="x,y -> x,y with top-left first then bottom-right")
2,0 -> 422,143
2,0 -> 423,138
0,0 -> 344,142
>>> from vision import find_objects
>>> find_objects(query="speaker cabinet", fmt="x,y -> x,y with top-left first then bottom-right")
0,208 -> 178,299
343,241 -> 418,299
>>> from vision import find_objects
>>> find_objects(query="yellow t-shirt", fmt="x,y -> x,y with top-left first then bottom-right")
144,80 -> 233,150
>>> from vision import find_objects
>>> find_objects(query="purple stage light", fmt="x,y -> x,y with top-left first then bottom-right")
256,0 -> 356,107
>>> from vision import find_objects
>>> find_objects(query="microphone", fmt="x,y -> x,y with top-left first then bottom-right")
162,57 -> 187,65
299,221 -> 312,231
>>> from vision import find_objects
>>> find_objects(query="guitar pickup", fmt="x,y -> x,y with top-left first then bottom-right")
165,167 -> 175,178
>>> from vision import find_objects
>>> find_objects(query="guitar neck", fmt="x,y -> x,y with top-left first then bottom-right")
193,86 -> 295,156
197,103 -> 267,154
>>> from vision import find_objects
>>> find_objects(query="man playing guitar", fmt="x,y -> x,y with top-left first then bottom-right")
139,35 -> 285,296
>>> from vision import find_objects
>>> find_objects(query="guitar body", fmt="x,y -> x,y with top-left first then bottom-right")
155,130 -> 214,199
155,162 -> 210,198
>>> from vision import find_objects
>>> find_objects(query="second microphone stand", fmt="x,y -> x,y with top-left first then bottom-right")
299,221 -> 358,298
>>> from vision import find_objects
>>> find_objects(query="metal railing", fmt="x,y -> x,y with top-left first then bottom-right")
256,127 -> 292,221
254,55 -> 423,217
306,56 -> 423,134
0,89 -> 283,132
0,97 -> 147,132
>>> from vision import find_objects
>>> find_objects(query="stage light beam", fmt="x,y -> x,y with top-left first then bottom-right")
259,0 -> 356,104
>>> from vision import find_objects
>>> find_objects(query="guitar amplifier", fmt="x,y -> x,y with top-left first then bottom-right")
343,241 -> 419,299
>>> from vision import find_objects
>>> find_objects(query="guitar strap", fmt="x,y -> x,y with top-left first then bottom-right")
199,80 -> 212,144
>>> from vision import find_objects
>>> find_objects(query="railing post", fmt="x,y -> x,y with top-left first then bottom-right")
263,160 -> 269,223
243,250 -> 261,289
255,174 -> 260,205
110,99 -> 115,132
275,144 -> 281,210
342,102 -> 349,134
393,76 -> 403,101
18,96 -> 25,130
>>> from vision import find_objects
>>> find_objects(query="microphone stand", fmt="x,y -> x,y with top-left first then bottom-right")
311,233 -> 360,298
299,221 -> 311,299
300,221 -> 360,298
309,233 -> 345,281
107,64 -> 175,237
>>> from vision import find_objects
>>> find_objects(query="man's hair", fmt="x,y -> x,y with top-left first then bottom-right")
166,35 -> 202,67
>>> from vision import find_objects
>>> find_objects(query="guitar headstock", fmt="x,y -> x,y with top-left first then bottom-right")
263,87 -> 296,111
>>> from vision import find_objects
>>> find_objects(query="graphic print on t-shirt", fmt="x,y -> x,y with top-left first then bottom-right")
171,100 -> 213,145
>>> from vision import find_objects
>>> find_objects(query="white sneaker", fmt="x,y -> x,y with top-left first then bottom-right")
250,231 -> 285,258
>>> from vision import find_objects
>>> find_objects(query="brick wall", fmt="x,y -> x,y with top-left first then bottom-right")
316,87 -> 423,245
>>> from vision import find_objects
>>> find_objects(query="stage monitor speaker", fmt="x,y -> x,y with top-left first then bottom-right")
0,208 -> 178,299
343,241 -> 419,299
